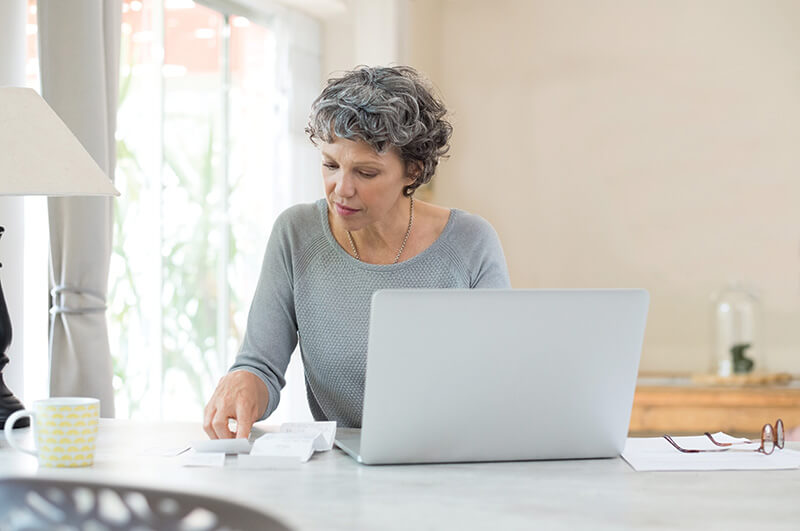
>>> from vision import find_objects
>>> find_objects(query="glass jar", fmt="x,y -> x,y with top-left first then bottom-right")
711,283 -> 764,376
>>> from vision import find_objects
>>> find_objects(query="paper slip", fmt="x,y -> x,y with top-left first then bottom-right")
622,432 -> 800,471
280,421 -> 337,451
140,445 -> 190,457
191,438 -> 252,454
236,454 -> 304,469
251,433 -> 315,462
181,451 -> 226,468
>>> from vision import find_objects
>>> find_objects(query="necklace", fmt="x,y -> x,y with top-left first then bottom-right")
346,196 -> 414,264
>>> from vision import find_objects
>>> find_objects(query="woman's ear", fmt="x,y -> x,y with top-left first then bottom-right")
406,160 -> 424,184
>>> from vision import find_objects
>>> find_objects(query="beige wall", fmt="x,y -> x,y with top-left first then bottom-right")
323,0 -> 800,374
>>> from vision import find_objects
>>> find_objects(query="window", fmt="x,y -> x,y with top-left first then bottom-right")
20,0 -> 319,422
111,0 -> 319,421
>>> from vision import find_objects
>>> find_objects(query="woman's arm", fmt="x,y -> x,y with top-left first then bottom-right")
204,210 -> 300,438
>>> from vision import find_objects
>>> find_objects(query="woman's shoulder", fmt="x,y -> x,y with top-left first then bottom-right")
273,199 -> 326,236
445,207 -> 501,243
266,200 -> 329,263
415,201 -> 504,261
413,200 -> 501,249
275,199 -> 324,225
442,207 -> 510,287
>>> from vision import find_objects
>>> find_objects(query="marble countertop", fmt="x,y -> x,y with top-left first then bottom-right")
2,419 -> 799,530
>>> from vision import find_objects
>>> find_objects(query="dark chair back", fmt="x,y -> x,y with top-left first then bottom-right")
0,477 -> 292,531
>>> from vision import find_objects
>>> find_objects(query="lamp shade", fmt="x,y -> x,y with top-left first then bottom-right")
0,87 -> 119,197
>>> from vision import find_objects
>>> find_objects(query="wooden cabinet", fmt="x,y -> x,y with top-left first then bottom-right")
629,376 -> 800,437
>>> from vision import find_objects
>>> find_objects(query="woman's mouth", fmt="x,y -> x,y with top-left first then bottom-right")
335,202 -> 360,216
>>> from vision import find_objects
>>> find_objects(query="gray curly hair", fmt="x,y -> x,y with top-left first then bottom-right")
305,65 -> 453,196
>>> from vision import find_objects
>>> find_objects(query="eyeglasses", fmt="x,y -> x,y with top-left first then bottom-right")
664,419 -> 784,455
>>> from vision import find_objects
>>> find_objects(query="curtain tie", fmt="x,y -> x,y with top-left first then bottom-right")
50,285 -> 108,315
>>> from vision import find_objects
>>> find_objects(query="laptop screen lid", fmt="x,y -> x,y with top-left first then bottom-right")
352,289 -> 649,465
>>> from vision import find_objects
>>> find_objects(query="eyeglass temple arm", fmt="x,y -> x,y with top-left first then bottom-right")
704,432 -> 755,447
663,435 -> 731,454
706,431 -> 784,449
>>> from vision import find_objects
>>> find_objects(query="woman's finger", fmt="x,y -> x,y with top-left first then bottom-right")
202,403 -> 218,439
234,402 -> 257,439
212,409 -> 235,439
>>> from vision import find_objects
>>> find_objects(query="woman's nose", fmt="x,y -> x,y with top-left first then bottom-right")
335,172 -> 355,197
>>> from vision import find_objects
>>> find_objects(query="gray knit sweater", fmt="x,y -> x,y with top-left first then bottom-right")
230,199 -> 511,427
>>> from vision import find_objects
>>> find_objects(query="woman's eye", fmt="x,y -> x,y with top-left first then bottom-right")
359,171 -> 377,178
323,163 -> 337,170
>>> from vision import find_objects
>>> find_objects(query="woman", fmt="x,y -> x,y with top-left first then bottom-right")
203,66 -> 510,439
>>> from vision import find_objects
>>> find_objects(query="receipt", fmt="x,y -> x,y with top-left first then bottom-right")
280,421 -> 337,451
230,421 -> 338,466
251,433 -> 315,462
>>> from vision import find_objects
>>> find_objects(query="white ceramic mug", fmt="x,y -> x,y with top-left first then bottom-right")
4,397 -> 100,467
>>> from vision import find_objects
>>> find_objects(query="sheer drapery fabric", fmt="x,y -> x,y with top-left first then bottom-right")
38,0 -> 121,417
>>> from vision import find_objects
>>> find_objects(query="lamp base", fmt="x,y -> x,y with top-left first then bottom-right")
0,368 -> 28,429
0,226 -> 28,429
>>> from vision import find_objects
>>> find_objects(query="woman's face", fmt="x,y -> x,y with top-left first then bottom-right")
322,137 -> 415,231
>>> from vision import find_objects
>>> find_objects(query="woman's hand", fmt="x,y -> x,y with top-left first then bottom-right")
203,370 -> 269,439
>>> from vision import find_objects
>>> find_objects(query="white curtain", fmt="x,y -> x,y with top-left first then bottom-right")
38,0 -> 121,417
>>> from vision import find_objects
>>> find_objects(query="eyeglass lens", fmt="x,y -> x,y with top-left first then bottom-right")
776,419 -> 784,449
762,423 -> 775,455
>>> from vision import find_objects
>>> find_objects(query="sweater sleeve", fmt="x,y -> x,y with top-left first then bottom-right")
229,209 -> 299,420
472,220 -> 511,288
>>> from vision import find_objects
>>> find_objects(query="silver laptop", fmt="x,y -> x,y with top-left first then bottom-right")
335,289 -> 649,465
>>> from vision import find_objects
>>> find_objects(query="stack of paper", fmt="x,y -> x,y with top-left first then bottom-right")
184,421 -> 337,468
622,432 -> 800,471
